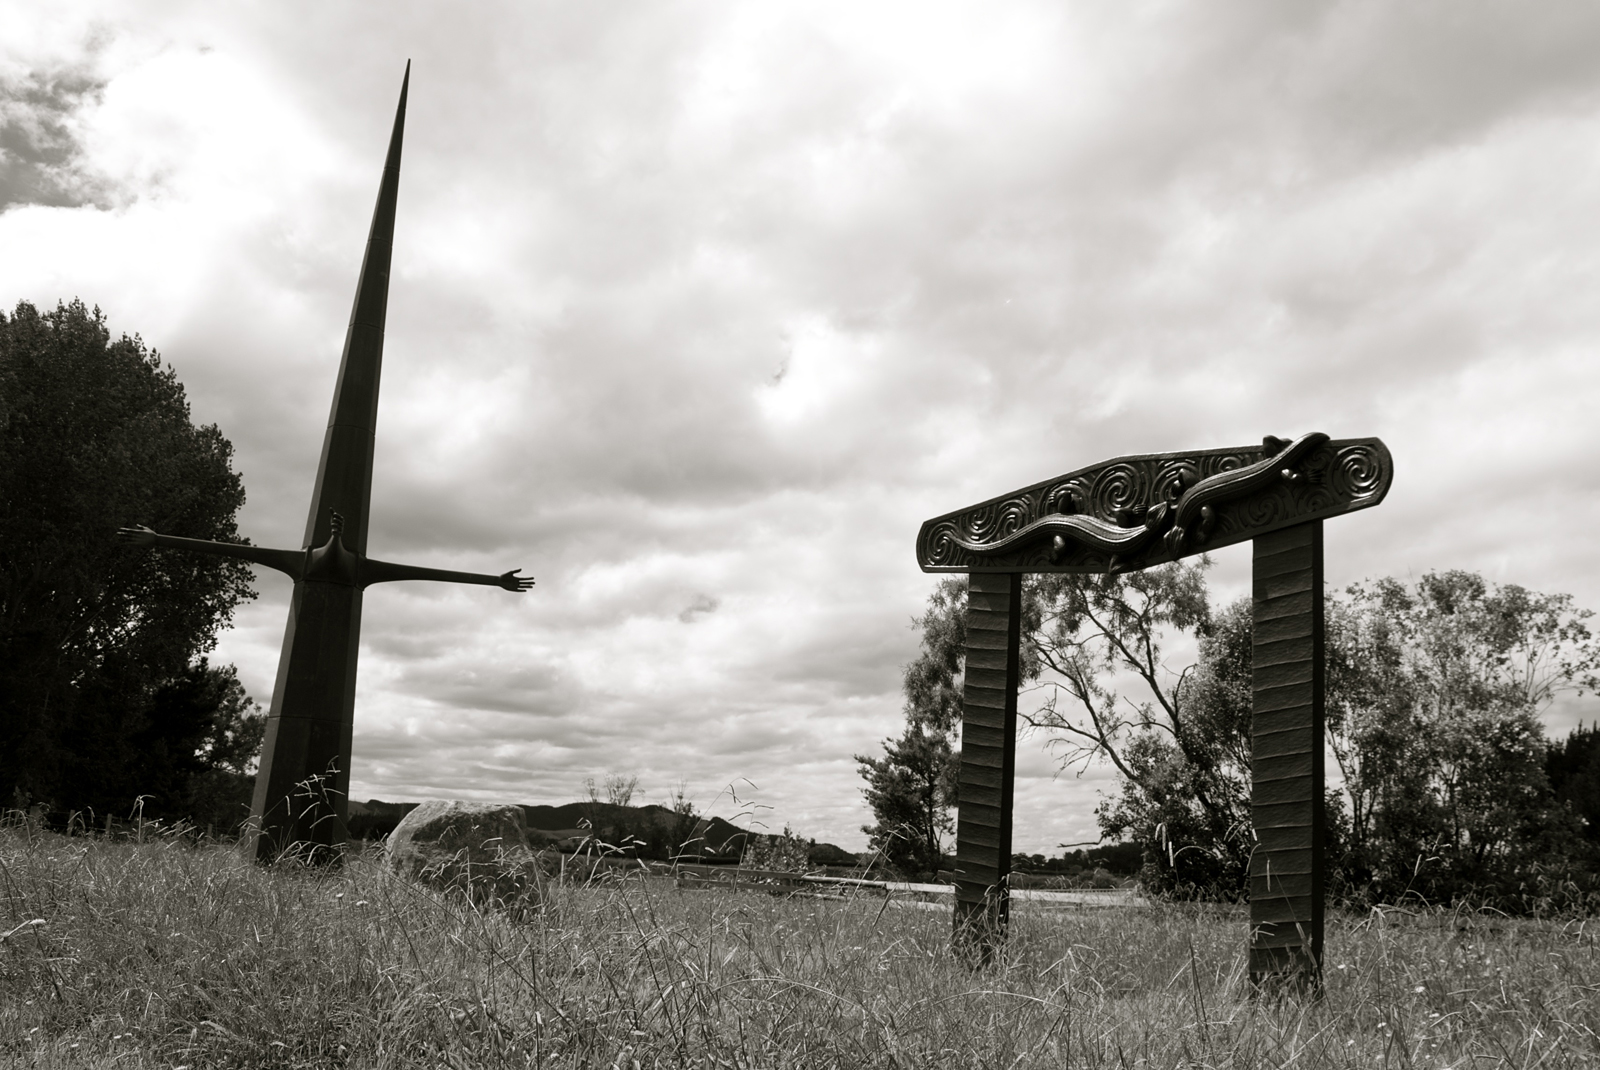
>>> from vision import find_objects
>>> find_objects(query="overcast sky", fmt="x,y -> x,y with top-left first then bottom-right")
5,2 -> 1600,852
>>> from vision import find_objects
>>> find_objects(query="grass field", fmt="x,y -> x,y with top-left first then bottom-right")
2,824 -> 1597,1068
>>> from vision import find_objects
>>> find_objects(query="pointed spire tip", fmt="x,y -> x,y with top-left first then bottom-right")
389,62 -> 408,144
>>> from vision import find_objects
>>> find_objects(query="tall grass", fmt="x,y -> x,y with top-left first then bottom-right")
2,822 -> 1597,1068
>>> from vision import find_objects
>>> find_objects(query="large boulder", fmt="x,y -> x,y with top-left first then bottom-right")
384,800 -> 550,911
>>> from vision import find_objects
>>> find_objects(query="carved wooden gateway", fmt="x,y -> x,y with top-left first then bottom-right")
917,433 -> 1392,985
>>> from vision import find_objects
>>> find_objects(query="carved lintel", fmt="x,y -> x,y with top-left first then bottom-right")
917,434 -> 1392,574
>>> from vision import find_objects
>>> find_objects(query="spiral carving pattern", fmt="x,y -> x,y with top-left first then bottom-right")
1238,489 -> 1288,529
1088,463 -> 1146,521
996,498 -> 1033,539
1331,445 -> 1384,500
923,522 -> 962,568
1154,461 -> 1200,505
963,500 -> 1006,543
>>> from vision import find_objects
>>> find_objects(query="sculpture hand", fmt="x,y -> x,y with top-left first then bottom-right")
113,524 -> 304,579
499,569 -> 535,592
116,525 -> 157,547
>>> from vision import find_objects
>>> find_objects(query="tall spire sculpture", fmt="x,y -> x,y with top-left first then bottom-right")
118,65 -> 533,861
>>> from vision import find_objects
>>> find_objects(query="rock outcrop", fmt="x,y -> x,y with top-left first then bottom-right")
384,800 -> 550,911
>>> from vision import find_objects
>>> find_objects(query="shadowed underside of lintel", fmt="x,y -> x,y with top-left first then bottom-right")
917,434 -> 1393,574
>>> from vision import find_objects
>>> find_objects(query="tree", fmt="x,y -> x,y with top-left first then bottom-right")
857,577 -> 965,880
1327,571 -> 1598,904
0,299 -> 257,818
585,773 -> 639,809
865,565 -> 1240,890
857,726 -> 957,879
1548,723 -> 1600,846
142,659 -> 266,834
1018,561 -> 1261,897
1324,587 -> 1417,872
1089,593 -> 1261,898
740,825 -> 812,873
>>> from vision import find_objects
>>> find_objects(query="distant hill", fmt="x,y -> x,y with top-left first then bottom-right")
521,801 -> 746,860
346,798 -> 857,867
345,799 -> 417,841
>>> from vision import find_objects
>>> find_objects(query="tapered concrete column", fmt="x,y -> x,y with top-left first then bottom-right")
953,572 -> 1022,962
249,579 -> 363,862
1250,521 -> 1325,989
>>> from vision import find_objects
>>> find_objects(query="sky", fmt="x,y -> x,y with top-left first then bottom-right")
4,2 -> 1600,853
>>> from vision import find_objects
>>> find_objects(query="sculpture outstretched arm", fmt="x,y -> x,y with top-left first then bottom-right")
359,557 -> 535,592
117,525 -> 305,580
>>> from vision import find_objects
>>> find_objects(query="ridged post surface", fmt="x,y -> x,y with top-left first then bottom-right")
1250,521 -> 1324,988
953,572 -> 1021,960
250,67 -> 407,862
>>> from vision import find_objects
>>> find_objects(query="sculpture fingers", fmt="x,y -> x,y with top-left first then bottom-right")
116,525 -> 157,547
499,569 -> 536,592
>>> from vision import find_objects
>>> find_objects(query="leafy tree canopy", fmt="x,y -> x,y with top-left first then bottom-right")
0,299 -> 257,821
1548,722 -> 1600,844
1328,571 -> 1598,904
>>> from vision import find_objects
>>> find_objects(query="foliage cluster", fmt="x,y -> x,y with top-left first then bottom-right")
1325,572 -> 1598,906
1011,841 -> 1144,880
4,822 -> 1598,1068
1548,721 -> 1600,845
0,300 -> 262,831
739,823 -> 814,873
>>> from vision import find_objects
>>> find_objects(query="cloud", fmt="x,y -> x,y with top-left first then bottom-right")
4,1 -> 1600,851
0,65 -> 108,211
678,594 -> 720,623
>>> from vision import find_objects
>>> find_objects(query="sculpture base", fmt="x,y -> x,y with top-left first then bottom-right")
248,579 -> 362,863
951,572 -> 1021,966
1248,522 -> 1325,993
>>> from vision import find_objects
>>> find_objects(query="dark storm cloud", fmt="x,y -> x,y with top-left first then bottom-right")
0,66 -> 108,211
